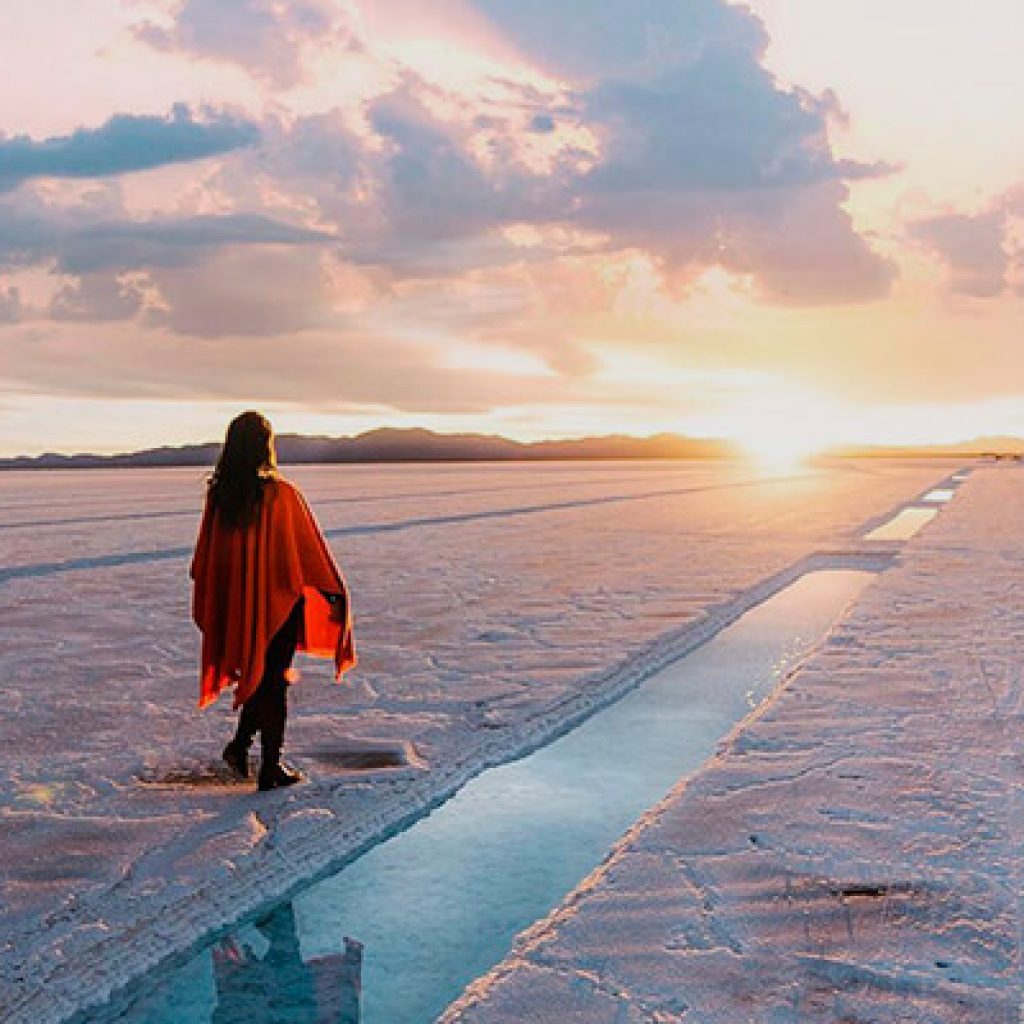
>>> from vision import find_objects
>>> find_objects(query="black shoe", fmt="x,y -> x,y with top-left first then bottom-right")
258,763 -> 304,792
222,740 -> 250,779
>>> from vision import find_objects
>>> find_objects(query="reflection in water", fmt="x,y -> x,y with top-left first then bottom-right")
864,506 -> 937,541
212,905 -> 361,1024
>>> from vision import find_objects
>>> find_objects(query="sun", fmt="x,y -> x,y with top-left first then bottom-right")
740,429 -> 823,471
714,385 -> 845,470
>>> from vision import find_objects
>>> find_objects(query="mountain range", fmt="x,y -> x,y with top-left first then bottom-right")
2,427 -> 1022,469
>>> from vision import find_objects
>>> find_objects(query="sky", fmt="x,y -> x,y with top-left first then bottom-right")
1,0 -> 1023,457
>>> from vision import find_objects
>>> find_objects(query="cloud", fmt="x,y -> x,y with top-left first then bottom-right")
7,0 -> 896,327
611,180 -> 896,305
59,213 -> 333,274
0,205 -> 333,275
0,195 -> 340,330
136,0 -> 359,87
0,181 -> 378,336
362,80 -> 533,244
256,77 -> 586,263
579,62 -> 884,195
49,273 -> 146,322
0,319 -> 567,414
467,0 -> 895,302
242,2 -> 894,306
0,105 -> 258,192
145,246 -> 337,336
0,282 -> 22,324
911,209 -> 1009,298
470,0 -> 767,82
249,80 -> 574,270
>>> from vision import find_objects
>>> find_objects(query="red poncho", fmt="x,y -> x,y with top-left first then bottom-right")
190,476 -> 356,709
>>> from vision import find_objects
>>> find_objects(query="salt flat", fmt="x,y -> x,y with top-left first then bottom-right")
443,464 -> 1023,1023
0,459 -> 955,1021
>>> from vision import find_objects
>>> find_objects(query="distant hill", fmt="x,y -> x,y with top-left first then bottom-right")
829,436 -> 1024,458
0,428 -> 741,469
2,427 -> 1021,470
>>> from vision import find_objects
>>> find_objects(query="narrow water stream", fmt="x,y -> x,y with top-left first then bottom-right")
103,570 -> 875,1024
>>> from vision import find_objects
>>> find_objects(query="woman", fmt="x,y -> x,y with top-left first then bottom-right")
190,412 -> 356,791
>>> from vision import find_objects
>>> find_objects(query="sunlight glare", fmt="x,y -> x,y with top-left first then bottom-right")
742,429 -> 821,471
712,386 -> 849,470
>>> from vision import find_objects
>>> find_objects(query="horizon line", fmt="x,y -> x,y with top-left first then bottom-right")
4,425 -> 1024,465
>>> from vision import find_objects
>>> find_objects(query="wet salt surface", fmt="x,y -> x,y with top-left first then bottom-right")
101,570 -> 875,1024
0,459 -> 963,1022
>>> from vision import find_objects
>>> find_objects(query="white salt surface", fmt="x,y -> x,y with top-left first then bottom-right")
443,465 -> 1021,1023
0,459 -> 958,1021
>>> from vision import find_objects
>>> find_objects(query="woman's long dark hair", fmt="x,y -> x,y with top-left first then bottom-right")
208,411 -> 277,528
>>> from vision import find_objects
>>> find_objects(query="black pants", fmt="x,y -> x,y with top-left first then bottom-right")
233,599 -> 303,771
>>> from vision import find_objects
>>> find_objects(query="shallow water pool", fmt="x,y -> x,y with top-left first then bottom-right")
864,506 -> 937,541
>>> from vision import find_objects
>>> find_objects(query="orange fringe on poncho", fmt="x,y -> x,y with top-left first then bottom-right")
190,476 -> 356,709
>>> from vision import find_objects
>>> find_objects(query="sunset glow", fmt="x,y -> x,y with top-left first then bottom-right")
2,1 -> 1024,455
695,385 -> 843,469
731,406 -> 836,470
